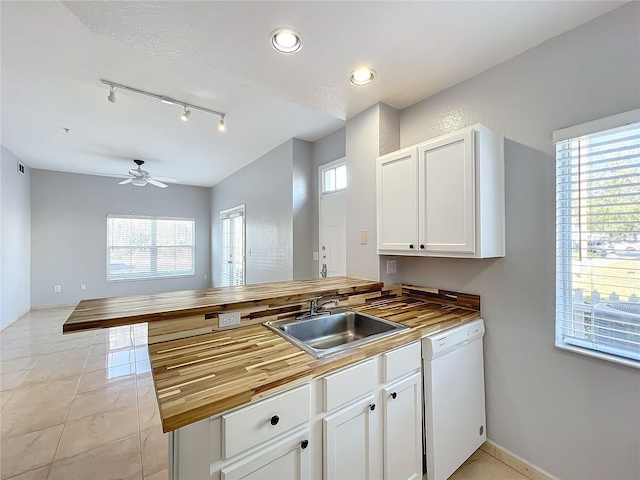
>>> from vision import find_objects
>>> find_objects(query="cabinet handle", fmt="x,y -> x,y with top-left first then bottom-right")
369,403 -> 376,411
391,392 -> 397,399
301,439 -> 309,450
270,415 -> 280,426
420,244 -> 425,249
409,244 -> 414,249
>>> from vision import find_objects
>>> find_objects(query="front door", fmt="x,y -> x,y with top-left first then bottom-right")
319,159 -> 347,277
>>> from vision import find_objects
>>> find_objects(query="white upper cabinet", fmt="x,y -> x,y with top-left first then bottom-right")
376,124 -> 505,258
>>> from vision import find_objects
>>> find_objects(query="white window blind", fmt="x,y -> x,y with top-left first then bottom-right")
107,215 -> 195,282
220,205 -> 245,287
555,114 -> 640,368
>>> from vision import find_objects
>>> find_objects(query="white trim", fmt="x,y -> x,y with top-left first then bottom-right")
481,440 -> 559,480
0,307 -> 32,331
552,108 -> 640,143
320,157 -> 347,194
555,343 -> 640,370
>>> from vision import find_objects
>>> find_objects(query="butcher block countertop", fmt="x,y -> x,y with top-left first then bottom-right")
150,289 -> 482,432
63,277 -> 382,333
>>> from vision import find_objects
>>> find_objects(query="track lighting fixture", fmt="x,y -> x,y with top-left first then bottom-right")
100,79 -> 226,131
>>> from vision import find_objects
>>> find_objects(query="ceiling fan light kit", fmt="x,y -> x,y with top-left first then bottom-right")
101,79 -> 226,130
118,159 -> 177,189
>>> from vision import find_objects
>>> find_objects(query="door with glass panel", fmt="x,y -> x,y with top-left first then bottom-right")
319,159 -> 347,278
220,205 -> 245,286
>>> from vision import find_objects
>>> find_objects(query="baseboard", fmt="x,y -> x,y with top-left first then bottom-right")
0,307 -> 32,331
30,303 -> 78,310
480,440 -> 559,480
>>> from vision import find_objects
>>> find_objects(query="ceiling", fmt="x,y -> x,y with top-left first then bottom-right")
0,1 -> 625,187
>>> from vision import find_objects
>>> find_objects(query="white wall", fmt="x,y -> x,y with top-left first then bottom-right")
1,146 -> 31,328
394,4 -> 639,479
30,170 -> 211,306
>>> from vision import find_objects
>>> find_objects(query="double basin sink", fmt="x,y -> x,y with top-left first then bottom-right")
264,308 -> 408,358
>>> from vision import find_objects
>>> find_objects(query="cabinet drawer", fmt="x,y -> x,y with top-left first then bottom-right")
324,359 -> 376,411
382,341 -> 421,383
222,384 -> 311,459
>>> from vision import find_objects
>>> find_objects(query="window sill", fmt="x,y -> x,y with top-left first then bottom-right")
555,342 -> 640,370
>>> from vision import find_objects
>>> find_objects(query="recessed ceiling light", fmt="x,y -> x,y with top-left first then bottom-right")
350,68 -> 376,86
270,27 -> 302,53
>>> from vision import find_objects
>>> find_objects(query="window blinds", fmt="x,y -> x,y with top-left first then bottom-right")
107,215 -> 195,281
220,206 -> 245,287
555,119 -> 640,366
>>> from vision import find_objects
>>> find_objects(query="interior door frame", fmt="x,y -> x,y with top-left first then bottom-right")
318,157 -> 347,278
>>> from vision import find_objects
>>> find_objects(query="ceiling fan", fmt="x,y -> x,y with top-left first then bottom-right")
118,159 -> 177,188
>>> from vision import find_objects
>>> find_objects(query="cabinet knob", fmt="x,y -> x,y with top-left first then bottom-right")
369,403 -> 376,411
420,244 -> 425,250
301,439 -> 309,450
409,244 -> 414,249
391,392 -> 397,399
270,415 -> 280,426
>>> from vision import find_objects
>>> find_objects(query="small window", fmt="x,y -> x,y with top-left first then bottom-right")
554,111 -> 640,368
322,164 -> 347,193
107,215 -> 195,282
220,205 -> 245,287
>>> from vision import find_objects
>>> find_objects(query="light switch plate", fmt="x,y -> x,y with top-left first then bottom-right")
53,285 -> 61,293
360,230 -> 368,245
219,311 -> 241,327
313,252 -> 319,261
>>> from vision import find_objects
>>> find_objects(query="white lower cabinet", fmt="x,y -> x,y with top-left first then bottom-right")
383,373 -> 423,480
170,341 -> 422,480
221,429 -> 310,480
323,395 -> 375,480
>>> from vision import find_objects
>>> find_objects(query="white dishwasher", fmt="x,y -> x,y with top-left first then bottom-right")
422,319 -> 486,480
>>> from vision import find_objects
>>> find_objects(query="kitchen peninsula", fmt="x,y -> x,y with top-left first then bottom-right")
63,277 -> 482,479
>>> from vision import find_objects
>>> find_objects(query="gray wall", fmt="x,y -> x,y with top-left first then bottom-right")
211,140 -> 294,286
292,139 -> 313,280
30,170 -> 211,306
1,146 -> 31,328
345,104 -> 399,281
310,127 -> 346,277
395,4 -> 639,479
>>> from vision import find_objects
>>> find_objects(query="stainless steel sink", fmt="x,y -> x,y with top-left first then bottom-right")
264,308 -> 409,358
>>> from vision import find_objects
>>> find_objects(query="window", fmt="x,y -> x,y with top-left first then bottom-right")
322,163 -> 347,193
107,215 -> 195,281
555,110 -> 640,368
220,205 -> 245,286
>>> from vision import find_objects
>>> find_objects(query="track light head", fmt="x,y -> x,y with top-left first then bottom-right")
180,107 -> 191,122
218,117 -> 226,132
108,86 -> 116,103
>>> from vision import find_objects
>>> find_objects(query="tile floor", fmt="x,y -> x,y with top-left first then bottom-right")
0,307 -> 167,480
1,307 -> 528,480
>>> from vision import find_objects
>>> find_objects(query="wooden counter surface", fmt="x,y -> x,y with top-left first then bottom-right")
150,291 -> 481,432
63,277 -> 382,333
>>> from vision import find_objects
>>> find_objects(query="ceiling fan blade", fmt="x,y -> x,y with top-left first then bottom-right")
146,178 -> 168,188
118,178 -> 133,185
149,175 -> 177,183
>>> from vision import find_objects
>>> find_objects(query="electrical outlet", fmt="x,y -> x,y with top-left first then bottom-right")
313,252 -> 319,261
360,229 -> 368,245
80,284 -> 86,290
386,260 -> 397,274
219,311 -> 241,327
204,274 -> 208,280
53,285 -> 61,293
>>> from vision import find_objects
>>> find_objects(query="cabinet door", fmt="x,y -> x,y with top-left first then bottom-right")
376,147 -> 419,252
221,428 -> 310,480
383,373 -> 422,480
418,129 -> 476,254
323,395 -> 376,480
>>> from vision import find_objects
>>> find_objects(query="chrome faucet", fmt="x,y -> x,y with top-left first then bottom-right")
304,296 -> 339,318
